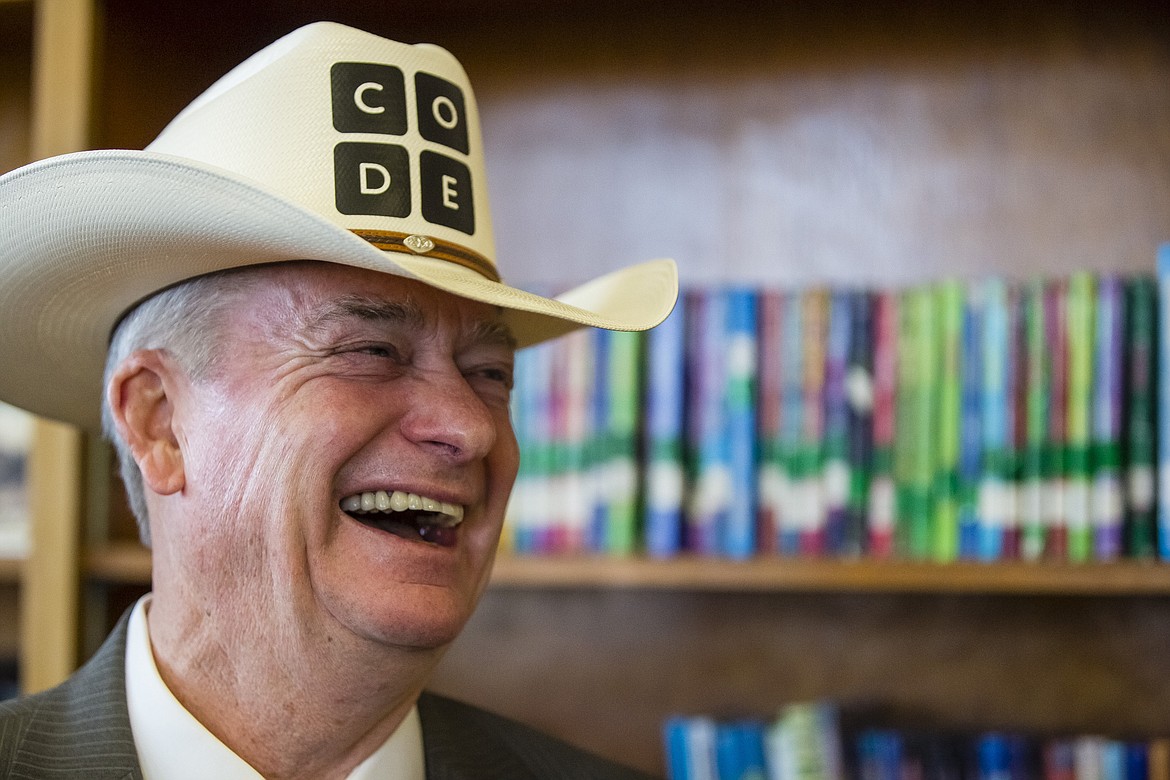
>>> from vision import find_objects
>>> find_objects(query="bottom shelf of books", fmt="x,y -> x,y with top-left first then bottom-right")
664,701 -> 1169,780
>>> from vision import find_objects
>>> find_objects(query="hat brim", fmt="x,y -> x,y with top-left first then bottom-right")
0,149 -> 678,430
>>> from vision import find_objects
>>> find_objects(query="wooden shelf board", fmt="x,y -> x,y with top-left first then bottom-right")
84,542 -> 1170,596
490,555 -> 1170,595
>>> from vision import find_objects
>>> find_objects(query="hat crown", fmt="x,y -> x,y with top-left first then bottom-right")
147,22 -> 498,279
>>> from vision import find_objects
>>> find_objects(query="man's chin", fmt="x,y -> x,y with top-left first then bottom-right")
341,595 -> 477,655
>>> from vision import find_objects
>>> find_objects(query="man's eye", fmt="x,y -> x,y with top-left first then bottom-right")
355,344 -> 402,360
467,365 -> 514,391
481,367 -> 513,387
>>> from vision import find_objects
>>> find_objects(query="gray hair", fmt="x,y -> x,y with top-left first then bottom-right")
100,270 -> 245,547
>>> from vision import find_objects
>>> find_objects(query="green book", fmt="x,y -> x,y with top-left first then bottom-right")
895,285 -> 937,560
604,329 -> 643,555
1064,272 -> 1095,562
932,280 -> 963,562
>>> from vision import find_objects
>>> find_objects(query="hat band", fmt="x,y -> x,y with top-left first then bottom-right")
351,230 -> 500,283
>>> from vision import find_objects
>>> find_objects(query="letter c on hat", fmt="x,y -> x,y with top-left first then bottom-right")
354,82 -> 386,114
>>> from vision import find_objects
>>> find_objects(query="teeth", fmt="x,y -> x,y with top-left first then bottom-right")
341,490 -> 464,526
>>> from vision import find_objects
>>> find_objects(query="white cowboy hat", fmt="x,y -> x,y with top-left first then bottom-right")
0,21 -> 678,431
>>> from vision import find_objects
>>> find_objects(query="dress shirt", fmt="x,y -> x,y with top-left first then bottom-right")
125,595 -> 425,780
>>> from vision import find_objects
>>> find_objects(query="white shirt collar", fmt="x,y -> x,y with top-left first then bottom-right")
124,595 -> 426,780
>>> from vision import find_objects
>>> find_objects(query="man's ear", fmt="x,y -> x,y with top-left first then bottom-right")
106,350 -> 186,496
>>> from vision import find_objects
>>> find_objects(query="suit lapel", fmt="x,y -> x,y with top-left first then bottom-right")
4,612 -> 142,779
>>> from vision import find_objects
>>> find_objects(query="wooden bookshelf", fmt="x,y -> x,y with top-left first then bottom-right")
84,540 -> 1170,596
8,0 -> 1170,774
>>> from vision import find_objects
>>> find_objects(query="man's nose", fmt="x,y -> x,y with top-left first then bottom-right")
399,370 -> 497,463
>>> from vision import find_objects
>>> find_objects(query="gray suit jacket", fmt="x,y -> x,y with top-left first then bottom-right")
0,615 -> 657,779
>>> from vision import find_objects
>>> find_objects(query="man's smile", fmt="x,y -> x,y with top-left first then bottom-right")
341,490 -> 465,547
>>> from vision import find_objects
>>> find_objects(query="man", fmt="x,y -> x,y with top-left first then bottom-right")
0,21 -> 677,779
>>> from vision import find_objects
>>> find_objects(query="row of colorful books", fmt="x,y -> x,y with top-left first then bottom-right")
503,259 -> 1167,562
664,702 -> 1169,780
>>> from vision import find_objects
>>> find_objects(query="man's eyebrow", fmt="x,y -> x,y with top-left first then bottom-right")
469,317 -> 518,351
304,295 -> 424,332
304,294 -> 517,349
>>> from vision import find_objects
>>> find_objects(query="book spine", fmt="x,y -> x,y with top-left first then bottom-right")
1065,272 -> 1095,562
797,288 -> 830,556
845,290 -> 875,558
977,278 -> 1010,561
822,289 -> 853,556
687,289 -> 729,556
545,334 -> 570,552
779,291 -> 807,556
503,345 -> 532,553
1020,279 -> 1049,561
1089,274 -> 1125,561
643,298 -> 688,558
868,290 -> 898,558
933,279 -> 963,562
1004,283 -> 1026,560
723,287 -> 759,559
1044,277 -> 1070,560
1127,274 -> 1158,560
664,716 -> 694,780
756,290 -> 785,556
525,340 -> 558,554
1159,244 -> 1170,560
605,330 -> 643,555
958,281 -> 984,560
898,286 -> 937,560
587,327 -> 610,552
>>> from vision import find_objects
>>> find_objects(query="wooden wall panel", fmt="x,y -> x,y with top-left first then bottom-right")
0,2 -> 32,173
96,0 -> 1170,290
430,588 -> 1170,774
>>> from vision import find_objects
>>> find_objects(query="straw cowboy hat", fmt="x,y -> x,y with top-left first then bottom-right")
0,21 -> 678,431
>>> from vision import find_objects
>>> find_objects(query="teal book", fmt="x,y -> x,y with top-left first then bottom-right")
722,286 -> 758,559
1019,279 -> 1049,562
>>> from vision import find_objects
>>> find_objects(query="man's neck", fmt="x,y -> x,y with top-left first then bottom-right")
145,592 -> 438,780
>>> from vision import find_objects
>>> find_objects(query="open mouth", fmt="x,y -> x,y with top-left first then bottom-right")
341,490 -> 464,547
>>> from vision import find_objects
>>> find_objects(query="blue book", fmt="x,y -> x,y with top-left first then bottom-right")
958,282 -> 985,559
1123,742 -> 1148,780
1101,740 -> 1127,780
1157,243 -> 1170,559
976,733 -> 1011,780
587,328 -> 610,552
778,291 -> 806,556
686,289 -> 730,556
723,287 -> 758,558
717,720 -> 767,780
664,717 -> 695,780
643,298 -> 687,558
857,730 -> 903,780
